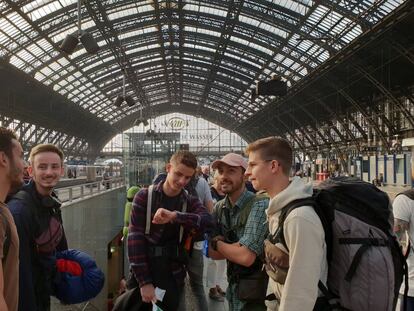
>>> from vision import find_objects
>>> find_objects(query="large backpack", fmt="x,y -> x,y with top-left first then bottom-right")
268,177 -> 406,311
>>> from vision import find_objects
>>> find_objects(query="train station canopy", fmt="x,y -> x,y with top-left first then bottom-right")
0,0 -> 410,155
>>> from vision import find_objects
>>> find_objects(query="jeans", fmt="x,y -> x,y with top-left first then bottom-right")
206,257 -> 226,288
400,295 -> 414,311
186,248 -> 208,311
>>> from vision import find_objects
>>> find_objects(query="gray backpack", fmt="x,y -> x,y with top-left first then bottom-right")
272,177 -> 406,311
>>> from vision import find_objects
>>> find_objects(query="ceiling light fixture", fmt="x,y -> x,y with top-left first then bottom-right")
114,72 -> 136,108
135,107 -> 148,126
60,0 -> 99,55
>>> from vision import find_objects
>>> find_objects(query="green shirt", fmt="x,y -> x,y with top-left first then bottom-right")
214,189 -> 269,311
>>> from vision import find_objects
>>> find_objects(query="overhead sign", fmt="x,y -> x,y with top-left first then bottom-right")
162,117 -> 189,130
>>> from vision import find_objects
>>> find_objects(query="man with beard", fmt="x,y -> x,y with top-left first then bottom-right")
208,153 -> 269,311
0,127 -> 24,311
8,144 -> 68,311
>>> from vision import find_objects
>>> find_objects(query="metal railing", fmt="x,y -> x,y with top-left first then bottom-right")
55,177 -> 125,203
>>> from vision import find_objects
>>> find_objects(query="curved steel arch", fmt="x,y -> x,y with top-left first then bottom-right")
0,0 -> 408,155
83,52 -> 258,118
43,22 -> 301,89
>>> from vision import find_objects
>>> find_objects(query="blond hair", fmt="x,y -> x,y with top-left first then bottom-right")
245,136 -> 292,176
29,144 -> 64,165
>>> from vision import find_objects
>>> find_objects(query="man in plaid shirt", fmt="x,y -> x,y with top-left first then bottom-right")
127,150 -> 213,310
208,153 -> 269,311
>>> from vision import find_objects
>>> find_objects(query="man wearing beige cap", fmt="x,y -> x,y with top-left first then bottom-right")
208,153 -> 269,311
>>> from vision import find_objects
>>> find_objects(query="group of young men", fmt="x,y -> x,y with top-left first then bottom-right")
3,124 -> 412,311
126,136 -> 327,311
0,127 -> 67,311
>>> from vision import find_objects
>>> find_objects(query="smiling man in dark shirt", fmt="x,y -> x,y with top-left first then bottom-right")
127,150 -> 213,311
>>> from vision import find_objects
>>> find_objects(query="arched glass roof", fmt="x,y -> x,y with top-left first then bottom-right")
0,0 -> 406,134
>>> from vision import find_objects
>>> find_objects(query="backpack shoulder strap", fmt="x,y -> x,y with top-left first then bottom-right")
179,193 -> 188,244
0,211 -> 11,263
237,195 -> 263,229
145,185 -> 188,243
215,199 -> 227,225
398,189 -> 414,201
145,185 -> 154,235
274,197 -> 316,250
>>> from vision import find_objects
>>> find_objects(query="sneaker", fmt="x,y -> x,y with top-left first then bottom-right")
209,288 -> 224,301
216,286 -> 226,297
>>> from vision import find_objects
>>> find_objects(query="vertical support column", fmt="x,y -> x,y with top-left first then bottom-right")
411,147 -> 414,187
404,154 -> 407,185
384,155 -> 387,184
393,154 -> 397,185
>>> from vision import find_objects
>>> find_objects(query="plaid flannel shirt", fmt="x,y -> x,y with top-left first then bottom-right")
128,181 -> 213,287
214,189 -> 269,311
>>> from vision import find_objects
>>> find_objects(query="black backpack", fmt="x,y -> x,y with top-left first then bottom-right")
185,175 -> 199,198
268,177 -> 406,311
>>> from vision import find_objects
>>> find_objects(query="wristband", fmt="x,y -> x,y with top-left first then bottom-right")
211,237 -> 223,251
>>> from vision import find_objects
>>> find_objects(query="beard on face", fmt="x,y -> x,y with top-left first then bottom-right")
8,159 -> 23,193
220,176 -> 244,194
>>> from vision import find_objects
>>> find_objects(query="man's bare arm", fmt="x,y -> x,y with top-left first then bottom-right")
394,218 -> 409,249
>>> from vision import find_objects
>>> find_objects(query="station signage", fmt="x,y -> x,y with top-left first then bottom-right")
162,117 -> 189,130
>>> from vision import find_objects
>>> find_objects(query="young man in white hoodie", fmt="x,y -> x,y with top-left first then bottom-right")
245,137 -> 328,311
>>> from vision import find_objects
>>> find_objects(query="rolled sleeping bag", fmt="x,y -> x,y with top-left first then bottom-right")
54,249 -> 105,304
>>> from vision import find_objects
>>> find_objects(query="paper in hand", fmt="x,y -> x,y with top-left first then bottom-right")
152,287 -> 166,311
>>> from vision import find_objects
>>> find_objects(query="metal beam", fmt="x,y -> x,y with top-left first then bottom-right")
83,0 -> 149,108
197,0 -> 244,113
2,0 -> 113,109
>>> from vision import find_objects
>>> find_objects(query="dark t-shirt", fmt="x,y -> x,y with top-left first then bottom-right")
162,193 -> 181,212
155,192 -> 182,245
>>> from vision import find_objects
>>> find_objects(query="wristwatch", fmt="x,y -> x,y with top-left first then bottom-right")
211,236 -> 223,251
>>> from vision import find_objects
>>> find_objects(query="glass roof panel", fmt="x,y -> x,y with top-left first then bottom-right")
0,0 -> 408,129
24,0 -> 66,22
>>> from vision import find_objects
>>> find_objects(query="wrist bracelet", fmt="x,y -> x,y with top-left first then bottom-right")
211,238 -> 217,251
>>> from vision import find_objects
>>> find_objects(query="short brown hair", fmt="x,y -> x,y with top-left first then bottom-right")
0,127 -> 18,158
170,150 -> 197,170
245,137 -> 292,176
29,144 -> 64,165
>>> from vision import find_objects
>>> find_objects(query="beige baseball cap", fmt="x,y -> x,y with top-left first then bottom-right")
211,153 -> 248,170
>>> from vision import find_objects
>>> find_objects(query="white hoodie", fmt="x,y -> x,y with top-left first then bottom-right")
267,177 -> 328,311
